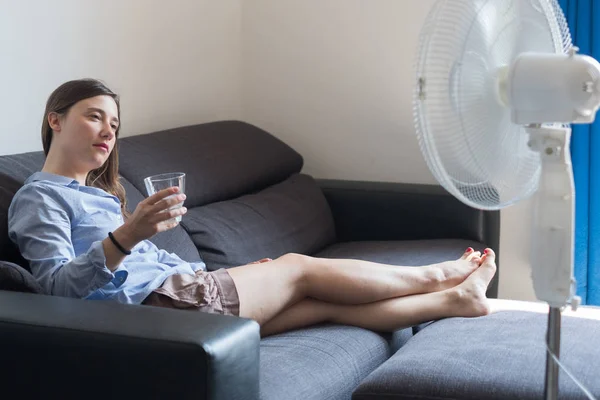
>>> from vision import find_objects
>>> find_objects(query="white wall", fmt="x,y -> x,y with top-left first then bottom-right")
241,0 -> 537,301
0,0 -> 242,155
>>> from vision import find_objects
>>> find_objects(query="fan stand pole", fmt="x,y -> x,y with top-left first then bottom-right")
526,125 -> 577,400
544,307 -> 562,400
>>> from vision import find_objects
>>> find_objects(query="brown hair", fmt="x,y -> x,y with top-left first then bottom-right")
41,78 -> 129,216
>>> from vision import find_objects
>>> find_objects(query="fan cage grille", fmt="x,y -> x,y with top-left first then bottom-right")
413,0 -> 572,210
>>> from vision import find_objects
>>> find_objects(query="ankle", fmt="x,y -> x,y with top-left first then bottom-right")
424,265 -> 445,291
448,285 -> 467,303
447,285 -> 491,317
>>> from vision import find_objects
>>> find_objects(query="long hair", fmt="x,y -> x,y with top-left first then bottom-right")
41,78 -> 129,216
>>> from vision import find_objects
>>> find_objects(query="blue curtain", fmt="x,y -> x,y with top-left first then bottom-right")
558,0 -> 600,305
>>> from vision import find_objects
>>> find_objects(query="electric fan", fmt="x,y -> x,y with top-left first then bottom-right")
413,0 -> 600,399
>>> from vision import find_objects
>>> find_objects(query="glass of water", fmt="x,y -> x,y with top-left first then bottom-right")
143,172 -> 186,223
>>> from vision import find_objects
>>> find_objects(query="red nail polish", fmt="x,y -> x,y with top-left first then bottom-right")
484,249 -> 490,254
466,247 -> 473,253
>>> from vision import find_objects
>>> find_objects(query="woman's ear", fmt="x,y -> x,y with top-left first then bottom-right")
47,112 -> 62,133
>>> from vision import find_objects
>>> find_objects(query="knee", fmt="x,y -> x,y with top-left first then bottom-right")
277,253 -> 316,283
278,252 -> 312,265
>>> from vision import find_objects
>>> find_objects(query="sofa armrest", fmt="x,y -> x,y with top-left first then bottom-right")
0,290 -> 260,400
317,179 -> 500,245
317,179 -> 500,295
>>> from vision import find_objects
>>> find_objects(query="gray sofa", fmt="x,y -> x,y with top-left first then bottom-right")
2,120 -> 596,400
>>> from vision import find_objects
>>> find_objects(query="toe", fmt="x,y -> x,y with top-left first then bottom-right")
481,248 -> 496,265
461,247 -> 474,259
479,249 -> 497,279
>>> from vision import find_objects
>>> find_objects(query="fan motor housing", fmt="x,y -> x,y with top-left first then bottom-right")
507,51 -> 600,124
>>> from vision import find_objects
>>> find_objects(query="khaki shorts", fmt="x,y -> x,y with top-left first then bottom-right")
143,268 -> 240,316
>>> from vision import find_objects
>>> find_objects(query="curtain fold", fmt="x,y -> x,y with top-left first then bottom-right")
557,0 -> 600,305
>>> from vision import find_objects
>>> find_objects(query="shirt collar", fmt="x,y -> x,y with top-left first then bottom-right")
26,171 -> 80,188
26,171 -> 121,203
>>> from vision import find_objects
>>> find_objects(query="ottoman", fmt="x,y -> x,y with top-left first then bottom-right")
352,301 -> 600,400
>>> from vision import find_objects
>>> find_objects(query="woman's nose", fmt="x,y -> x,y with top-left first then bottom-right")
101,122 -> 115,139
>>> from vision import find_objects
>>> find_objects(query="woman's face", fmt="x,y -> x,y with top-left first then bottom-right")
49,95 -> 120,172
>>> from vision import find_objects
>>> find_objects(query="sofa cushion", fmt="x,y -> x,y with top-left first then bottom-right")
352,310 -> 600,400
118,121 -> 304,208
184,174 -> 336,270
260,324 -> 390,400
0,260 -> 44,293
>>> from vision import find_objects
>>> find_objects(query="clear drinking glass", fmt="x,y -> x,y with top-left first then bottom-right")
143,172 -> 186,223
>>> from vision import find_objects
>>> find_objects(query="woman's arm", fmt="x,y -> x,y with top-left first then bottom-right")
103,226 -> 139,270
9,184 -> 187,298
8,184 -> 125,298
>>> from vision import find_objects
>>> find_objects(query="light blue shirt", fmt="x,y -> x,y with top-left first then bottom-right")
8,172 -> 205,304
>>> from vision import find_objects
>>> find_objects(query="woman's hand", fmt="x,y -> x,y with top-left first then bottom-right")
102,187 -> 186,270
120,186 -> 187,245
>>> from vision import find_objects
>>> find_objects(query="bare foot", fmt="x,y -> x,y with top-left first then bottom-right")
449,248 -> 498,317
430,248 -> 482,290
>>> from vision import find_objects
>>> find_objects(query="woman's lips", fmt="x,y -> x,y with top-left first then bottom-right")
93,144 -> 108,152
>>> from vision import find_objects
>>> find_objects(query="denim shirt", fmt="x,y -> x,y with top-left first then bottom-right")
8,172 -> 205,304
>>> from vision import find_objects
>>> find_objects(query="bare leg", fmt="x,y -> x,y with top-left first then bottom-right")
260,250 -> 497,337
228,248 -> 485,325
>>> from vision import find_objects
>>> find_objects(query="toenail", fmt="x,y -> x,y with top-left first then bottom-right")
484,249 -> 490,254
466,247 -> 473,253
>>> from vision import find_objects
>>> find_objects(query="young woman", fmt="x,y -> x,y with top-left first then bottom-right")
8,79 -> 497,337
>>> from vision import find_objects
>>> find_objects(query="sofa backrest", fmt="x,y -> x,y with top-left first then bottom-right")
118,120 -> 304,208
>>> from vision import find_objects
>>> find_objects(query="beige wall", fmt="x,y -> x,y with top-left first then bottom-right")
242,0 -> 430,183
0,0 -> 242,155
241,0 -> 537,301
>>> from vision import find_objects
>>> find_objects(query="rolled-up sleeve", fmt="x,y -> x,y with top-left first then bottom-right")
8,184 -> 118,298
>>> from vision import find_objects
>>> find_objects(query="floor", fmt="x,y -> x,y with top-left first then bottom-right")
490,298 -> 600,321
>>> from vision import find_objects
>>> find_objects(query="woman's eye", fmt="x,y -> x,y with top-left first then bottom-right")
111,125 -> 118,131
90,114 -> 100,120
